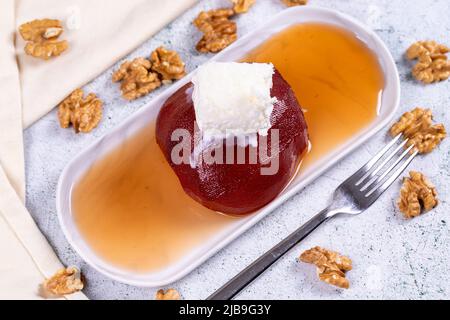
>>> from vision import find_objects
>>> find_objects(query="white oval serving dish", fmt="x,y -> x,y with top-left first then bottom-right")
57,6 -> 400,287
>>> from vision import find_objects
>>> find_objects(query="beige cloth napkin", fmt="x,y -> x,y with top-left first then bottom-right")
0,166 -> 86,300
0,0 -> 197,299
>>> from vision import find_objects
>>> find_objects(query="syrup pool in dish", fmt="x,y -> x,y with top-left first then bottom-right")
72,123 -> 236,272
71,23 -> 385,272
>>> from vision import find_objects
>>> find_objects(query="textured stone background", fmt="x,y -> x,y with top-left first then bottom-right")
25,0 -> 450,299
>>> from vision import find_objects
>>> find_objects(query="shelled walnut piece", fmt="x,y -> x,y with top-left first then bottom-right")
398,171 -> 438,219
150,46 -> 186,84
113,47 -> 185,100
300,246 -> 352,289
58,89 -> 103,133
41,266 -> 84,297
18,19 -> 68,60
282,0 -> 308,6
112,57 -> 161,100
406,41 -> 450,83
390,107 -> 446,154
155,288 -> 181,300
194,8 -> 237,53
231,0 -> 256,13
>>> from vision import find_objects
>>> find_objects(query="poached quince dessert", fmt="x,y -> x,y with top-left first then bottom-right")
156,62 -> 308,215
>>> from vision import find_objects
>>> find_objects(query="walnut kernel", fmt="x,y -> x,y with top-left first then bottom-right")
282,0 -> 308,6
407,41 -> 450,84
41,266 -> 84,297
18,19 -> 68,60
398,171 -> 438,219
194,8 -> 237,53
156,288 -> 181,300
390,107 -> 446,154
58,88 -> 103,133
231,0 -> 256,13
112,57 -> 161,100
150,46 -> 186,83
300,246 -> 352,289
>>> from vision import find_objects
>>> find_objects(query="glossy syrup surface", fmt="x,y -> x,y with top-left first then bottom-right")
72,23 -> 384,272
243,23 -> 385,167
72,124 -> 236,272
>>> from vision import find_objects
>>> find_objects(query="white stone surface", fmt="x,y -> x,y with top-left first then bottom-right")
24,0 -> 450,299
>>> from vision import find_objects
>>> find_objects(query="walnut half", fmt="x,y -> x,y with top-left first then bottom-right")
112,57 -> 161,100
58,88 -> 103,133
194,8 -> 237,53
398,171 -> 438,219
18,19 -> 68,60
406,41 -> 450,84
282,0 -> 308,6
231,0 -> 256,13
300,246 -> 352,289
155,288 -> 181,300
150,46 -> 186,84
390,107 -> 446,154
41,266 -> 84,297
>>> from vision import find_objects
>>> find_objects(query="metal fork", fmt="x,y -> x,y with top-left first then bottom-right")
208,134 -> 418,300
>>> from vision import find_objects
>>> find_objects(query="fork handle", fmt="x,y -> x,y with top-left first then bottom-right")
207,207 -> 335,300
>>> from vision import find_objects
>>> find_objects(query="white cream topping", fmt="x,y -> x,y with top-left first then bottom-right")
191,62 -> 277,144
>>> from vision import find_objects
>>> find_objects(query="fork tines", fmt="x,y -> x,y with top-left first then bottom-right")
345,134 -> 418,204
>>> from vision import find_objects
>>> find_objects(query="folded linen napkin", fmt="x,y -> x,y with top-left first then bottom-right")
0,165 -> 87,299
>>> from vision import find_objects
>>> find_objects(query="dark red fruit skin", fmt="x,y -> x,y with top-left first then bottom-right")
156,69 -> 308,215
